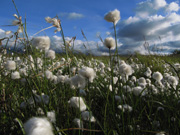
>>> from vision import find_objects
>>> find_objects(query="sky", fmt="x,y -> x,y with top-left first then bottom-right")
0,0 -> 180,55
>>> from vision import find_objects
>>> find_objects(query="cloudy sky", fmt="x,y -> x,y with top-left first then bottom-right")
0,0 -> 180,55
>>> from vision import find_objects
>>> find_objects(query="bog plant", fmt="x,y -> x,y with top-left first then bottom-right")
1,1 -> 180,135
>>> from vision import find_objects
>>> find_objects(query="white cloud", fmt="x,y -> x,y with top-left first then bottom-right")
0,29 -> 5,33
50,35 -> 122,56
106,31 -> 111,36
59,12 -> 84,20
116,0 -> 180,54
166,2 -> 180,12
135,0 -> 179,17
153,0 -> 167,9
0,28 -> 5,38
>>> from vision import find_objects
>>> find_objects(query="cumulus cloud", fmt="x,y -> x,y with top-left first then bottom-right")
135,0 -> 167,17
59,12 -> 84,20
0,28 -> 5,37
116,0 -> 180,54
50,35 -> 122,56
165,2 -> 180,12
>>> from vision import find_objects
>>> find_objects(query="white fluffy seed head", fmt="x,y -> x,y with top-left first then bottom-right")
78,67 -> 96,82
45,70 -> 53,80
32,36 -> 50,50
68,97 -> 86,112
133,86 -> 143,96
138,77 -> 147,86
104,9 -> 120,25
152,71 -> 163,81
11,71 -> 20,79
168,76 -> 178,86
70,75 -> 86,89
81,111 -> 96,122
73,118 -> 83,128
104,37 -> 115,49
47,111 -> 56,123
24,117 -> 54,135
119,62 -> 133,76
45,50 -> 56,59
144,67 -> 152,77
5,60 -> 16,70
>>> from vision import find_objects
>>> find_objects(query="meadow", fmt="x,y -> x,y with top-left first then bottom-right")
1,1 -> 180,135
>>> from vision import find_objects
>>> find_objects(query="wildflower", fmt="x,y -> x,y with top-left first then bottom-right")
68,97 -> 86,112
118,104 -> 133,112
45,50 -> 56,59
19,68 -> 27,76
69,75 -> 86,89
47,111 -> 56,123
81,111 -> 96,122
61,58 -> 66,62
104,37 -> 115,49
45,16 -> 61,33
174,63 -> 180,70
12,14 -> 23,33
99,62 -> 105,69
5,60 -> 16,70
45,70 -> 53,80
56,70 -> 62,76
113,76 -> 118,84
104,9 -> 120,25
52,75 -> 58,84
37,107 -> 45,115
146,79 -> 151,85
131,76 -> 137,82
73,118 -> 83,128
168,76 -> 178,86
54,62 -> 60,68
78,67 -> 96,82
152,72 -> 163,81
119,61 -> 133,77
13,14 -> 19,19
57,75 -> 69,83
144,67 -> 152,78
32,36 -> 50,50
123,85 -> 132,92
109,84 -> 112,91
132,86 -> 144,96
65,40 -> 71,47
24,117 -> 54,135
164,73 -> 170,80
138,77 -> 147,87
71,67 -> 76,74
11,71 -> 20,79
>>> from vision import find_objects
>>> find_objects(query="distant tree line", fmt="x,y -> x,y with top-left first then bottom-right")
172,49 -> 180,55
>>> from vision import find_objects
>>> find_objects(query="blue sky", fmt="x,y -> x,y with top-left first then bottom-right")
0,0 -> 138,40
0,0 -> 180,55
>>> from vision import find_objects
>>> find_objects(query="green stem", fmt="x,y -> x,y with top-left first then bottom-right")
59,23 -> 70,75
113,23 -> 118,57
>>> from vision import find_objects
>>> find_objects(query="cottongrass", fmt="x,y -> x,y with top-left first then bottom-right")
68,97 -> 87,112
104,37 -> 116,49
104,9 -> 120,25
32,36 -> 50,50
5,60 -> 16,71
24,117 -> 54,135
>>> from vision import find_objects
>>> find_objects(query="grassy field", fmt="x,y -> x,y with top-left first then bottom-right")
0,49 -> 180,135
